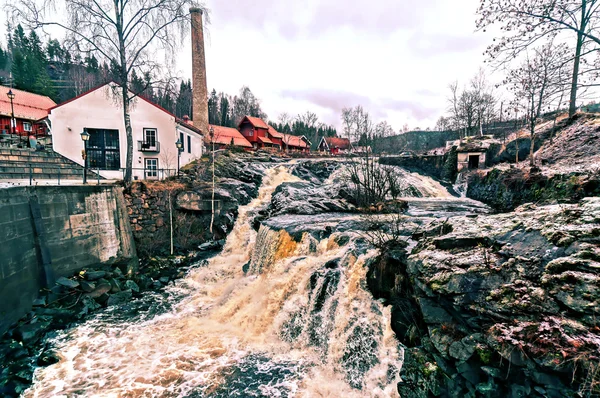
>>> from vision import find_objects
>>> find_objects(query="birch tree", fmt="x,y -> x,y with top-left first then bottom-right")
477,0 -> 600,117
504,43 -> 569,166
12,0 -> 205,185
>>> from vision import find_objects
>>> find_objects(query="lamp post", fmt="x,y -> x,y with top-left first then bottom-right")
175,138 -> 182,175
80,130 -> 90,184
6,90 -> 17,145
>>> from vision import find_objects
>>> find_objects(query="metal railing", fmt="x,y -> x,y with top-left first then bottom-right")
0,160 -> 103,185
137,141 -> 161,153
120,167 -> 178,181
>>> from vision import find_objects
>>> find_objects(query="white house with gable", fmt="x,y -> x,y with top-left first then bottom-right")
47,82 -> 204,180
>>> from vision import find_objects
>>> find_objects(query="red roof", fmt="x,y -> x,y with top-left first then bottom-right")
284,134 -> 310,148
0,85 -> 56,121
324,137 -> 351,150
209,125 -> 252,148
240,115 -> 269,129
267,125 -> 284,139
258,136 -> 273,144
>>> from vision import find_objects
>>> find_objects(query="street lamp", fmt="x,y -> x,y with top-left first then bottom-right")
6,90 -> 17,146
80,130 -> 90,184
175,138 -> 182,175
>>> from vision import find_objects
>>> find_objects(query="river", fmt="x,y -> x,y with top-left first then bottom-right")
24,164 -> 486,398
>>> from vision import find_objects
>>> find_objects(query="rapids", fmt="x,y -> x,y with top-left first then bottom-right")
24,166 -> 404,398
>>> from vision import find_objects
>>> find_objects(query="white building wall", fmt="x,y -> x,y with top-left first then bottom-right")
49,84 -> 203,180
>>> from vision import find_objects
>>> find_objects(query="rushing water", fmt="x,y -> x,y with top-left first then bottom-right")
25,166 -> 404,398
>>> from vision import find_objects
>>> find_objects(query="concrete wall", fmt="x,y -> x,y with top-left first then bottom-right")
380,155 -> 447,180
0,185 -> 136,334
49,83 -> 203,180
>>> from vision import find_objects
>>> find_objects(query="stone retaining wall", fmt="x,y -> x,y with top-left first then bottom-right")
0,185 -> 136,334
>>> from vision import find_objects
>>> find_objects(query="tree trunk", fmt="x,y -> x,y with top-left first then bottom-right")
569,4 -> 586,118
122,84 -> 133,186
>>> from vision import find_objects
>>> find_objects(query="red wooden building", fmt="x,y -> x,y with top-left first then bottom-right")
318,137 -> 351,155
208,124 -> 253,150
239,116 -> 273,149
0,86 -> 56,138
283,134 -> 311,153
267,125 -> 284,149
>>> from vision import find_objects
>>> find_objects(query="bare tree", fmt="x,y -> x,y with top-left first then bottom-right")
375,121 -> 395,137
504,43 -> 569,166
12,0 -> 205,186
477,0 -> 600,117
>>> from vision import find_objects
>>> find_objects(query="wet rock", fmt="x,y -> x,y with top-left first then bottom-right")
78,295 -> 102,316
106,290 -> 132,307
56,277 -> 79,289
85,271 -> 106,281
37,348 -> 61,367
124,280 -> 140,293
448,335 -> 479,361
79,280 -> 95,293
159,276 -> 170,284
32,297 -> 46,307
108,278 -> 122,293
418,298 -> 453,324
13,323 -> 48,344
85,282 -> 111,298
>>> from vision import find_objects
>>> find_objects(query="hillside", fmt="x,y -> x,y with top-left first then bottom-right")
466,113 -> 600,211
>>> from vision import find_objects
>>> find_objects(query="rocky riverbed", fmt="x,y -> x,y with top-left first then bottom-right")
2,155 -> 599,397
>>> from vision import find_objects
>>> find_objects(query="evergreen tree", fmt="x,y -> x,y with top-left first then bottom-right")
175,79 -> 192,118
208,89 -> 219,124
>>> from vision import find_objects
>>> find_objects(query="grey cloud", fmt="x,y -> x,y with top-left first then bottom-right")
408,33 -> 486,57
280,88 -> 438,122
211,0 -> 438,38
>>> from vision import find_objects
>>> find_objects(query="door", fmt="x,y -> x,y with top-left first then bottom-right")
86,128 -> 120,170
468,154 -> 480,169
145,158 -> 158,179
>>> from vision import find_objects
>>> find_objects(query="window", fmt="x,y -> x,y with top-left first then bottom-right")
179,132 -> 184,152
143,128 -> 157,147
23,122 -> 32,132
248,128 -> 254,137
86,128 -> 120,170
187,135 -> 191,154
145,158 -> 158,178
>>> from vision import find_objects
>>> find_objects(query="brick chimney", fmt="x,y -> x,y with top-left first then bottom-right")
190,7 -> 208,133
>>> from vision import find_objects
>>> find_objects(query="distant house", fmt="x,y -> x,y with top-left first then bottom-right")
283,134 -> 311,153
239,115 -> 273,150
352,145 -> 372,155
448,136 -> 499,172
0,85 -> 56,138
318,137 -> 351,155
208,124 -> 252,150
48,82 -> 203,180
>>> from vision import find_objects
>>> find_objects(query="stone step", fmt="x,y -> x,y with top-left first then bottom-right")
0,149 -> 63,157
0,155 -> 66,163
0,166 -> 84,175
0,159 -> 75,167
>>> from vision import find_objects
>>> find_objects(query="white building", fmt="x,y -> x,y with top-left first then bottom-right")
47,82 -> 204,180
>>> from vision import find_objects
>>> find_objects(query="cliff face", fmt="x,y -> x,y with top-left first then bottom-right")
370,198 -> 600,397
466,168 -> 600,212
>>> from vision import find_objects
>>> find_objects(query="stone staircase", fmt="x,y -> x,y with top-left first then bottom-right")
0,148 -> 103,181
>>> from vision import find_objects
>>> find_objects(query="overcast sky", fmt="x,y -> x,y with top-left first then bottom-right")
197,0 -> 495,130
2,0 -> 496,131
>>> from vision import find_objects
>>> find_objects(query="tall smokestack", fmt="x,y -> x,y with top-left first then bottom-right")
190,7 -> 208,132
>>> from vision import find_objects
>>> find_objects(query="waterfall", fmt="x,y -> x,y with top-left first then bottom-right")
25,166 -> 403,398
